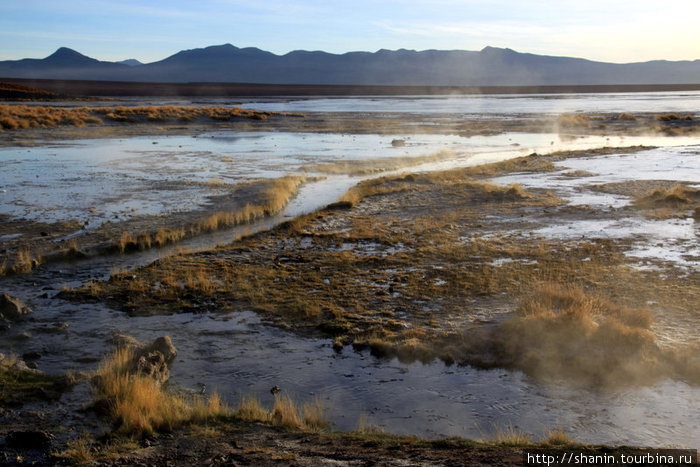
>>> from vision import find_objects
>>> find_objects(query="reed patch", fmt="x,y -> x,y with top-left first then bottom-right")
0,104 -> 304,130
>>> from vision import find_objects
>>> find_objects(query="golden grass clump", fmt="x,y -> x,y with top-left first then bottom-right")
92,346 -> 227,435
154,228 -> 186,246
91,105 -> 280,123
234,394 -> 330,431
196,175 -> 305,233
636,184 -> 698,208
236,395 -> 270,422
0,104 -> 101,129
271,394 -> 303,428
633,184 -> 700,219
54,437 -> 94,463
558,113 -> 591,128
0,104 -> 303,130
355,413 -> 384,435
542,428 -> 574,446
655,113 -> 693,121
93,346 -> 329,435
484,283 -> 665,385
303,397 -> 331,431
10,247 -> 41,274
491,424 -> 532,446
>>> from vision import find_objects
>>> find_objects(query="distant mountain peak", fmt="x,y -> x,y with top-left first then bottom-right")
480,46 -> 516,54
205,43 -> 237,50
47,47 -> 90,60
118,59 -> 143,66
45,47 -> 98,65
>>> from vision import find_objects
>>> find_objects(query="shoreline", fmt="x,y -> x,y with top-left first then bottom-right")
3,77 -> 700,98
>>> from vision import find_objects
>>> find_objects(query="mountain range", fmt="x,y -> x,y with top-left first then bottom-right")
0,44 -> 698,86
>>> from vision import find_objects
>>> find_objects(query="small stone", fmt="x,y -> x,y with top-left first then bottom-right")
0,293 -> 33,321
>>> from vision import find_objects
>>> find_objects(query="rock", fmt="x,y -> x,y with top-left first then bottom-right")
144,336 -> 177,364
109,332 -> 142,349
5,430 -> 54,449
133,351 -> 170,385
108,334 -> 177,386
0,293 -> 33,321
11,360 -> 42,374
391,139 -> 406,147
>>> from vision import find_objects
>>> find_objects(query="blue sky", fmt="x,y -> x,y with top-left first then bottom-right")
1,0 -> 698,64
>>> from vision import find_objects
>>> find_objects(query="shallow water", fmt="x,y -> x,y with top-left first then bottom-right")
491,146 -> 700,270
1,130 -> 696,229
242,91 -> 700,115
2,290 -> 699,447
1,93 -> 699,447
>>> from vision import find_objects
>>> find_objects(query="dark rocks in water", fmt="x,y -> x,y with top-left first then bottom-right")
0,293 -> 33,321
5,430 -> 54,449
391,139 -> 406,147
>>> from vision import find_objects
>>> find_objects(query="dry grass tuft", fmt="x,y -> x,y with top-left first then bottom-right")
92,347 -> 227,435
303,397 -> 331,431
481,283 -> 667,385
93,345 -> 329,436
355,414 -> 384,435
111,175 -> 304,254
54,436 -> 94,463
634,184 -> 700,218
10,247 -> 41,274
195,175 -> 305,233
542,428 -> 573,446
558,113 -> 591,128
491,424 -> 532,446
271,394 -> 303,428
236,395 -> 270,422
655,113 -> 693,121
0,104 -> 304,130
0,104 -> 101,129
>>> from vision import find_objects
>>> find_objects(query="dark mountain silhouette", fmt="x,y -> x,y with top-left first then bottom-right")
117,59 -> 143,67
0,44 -> 698,85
